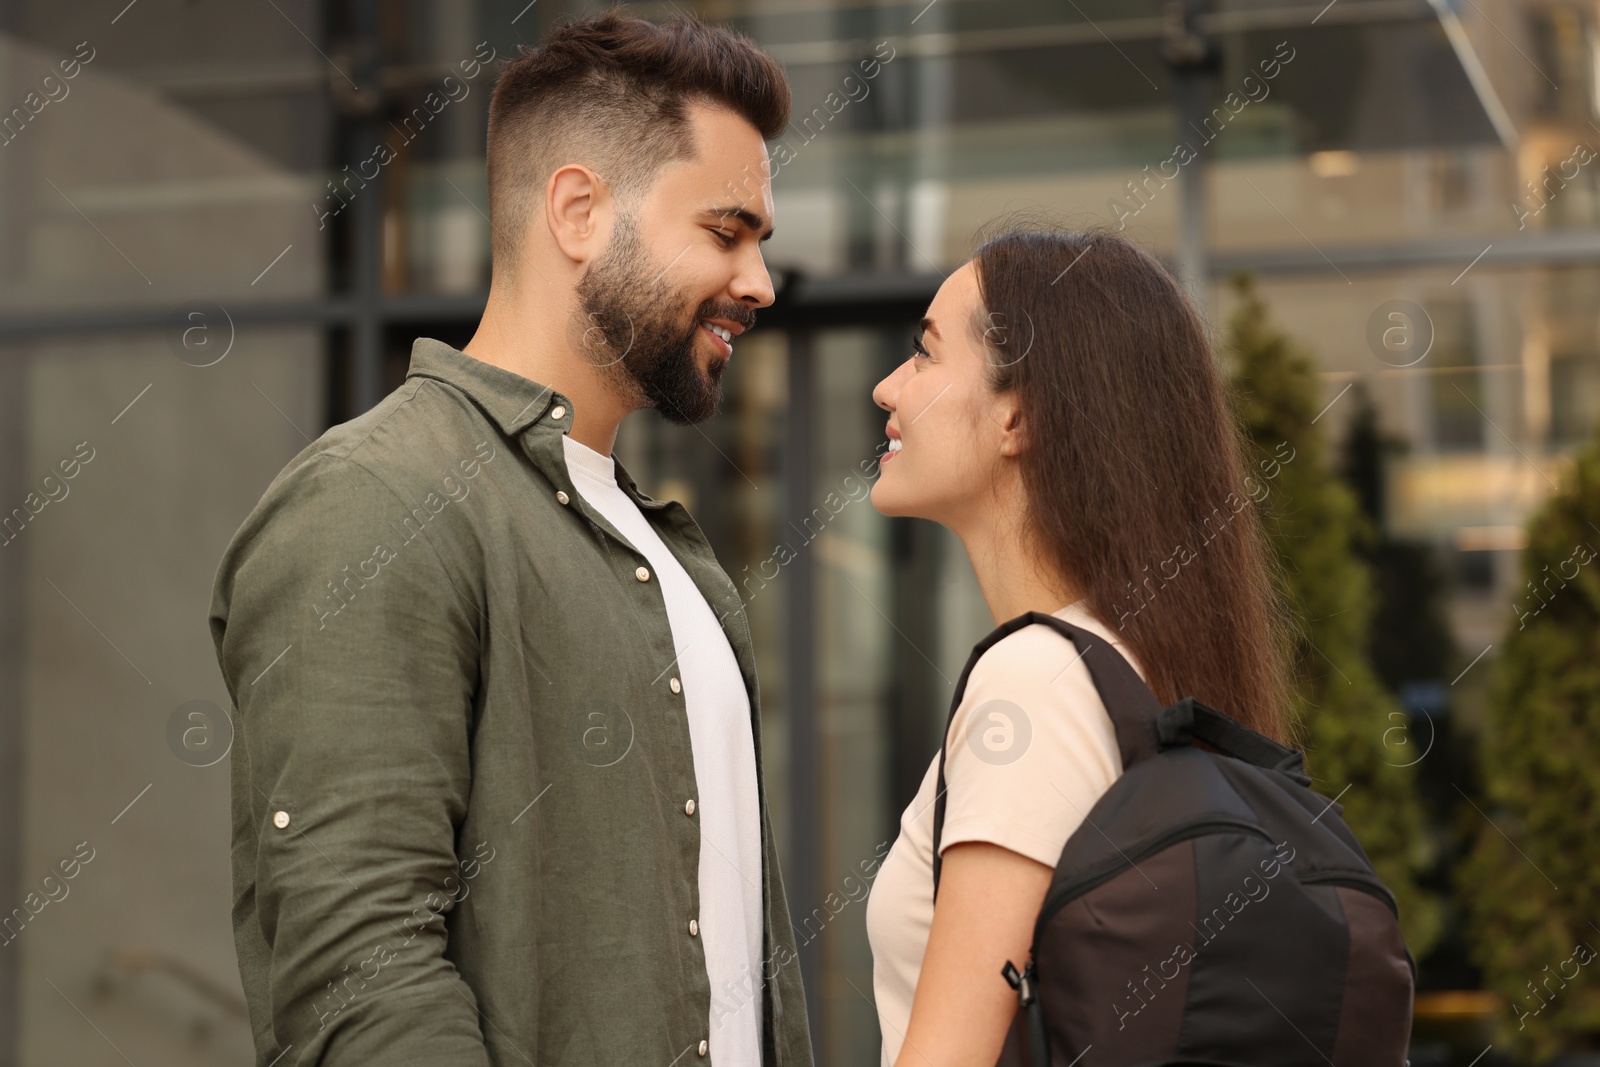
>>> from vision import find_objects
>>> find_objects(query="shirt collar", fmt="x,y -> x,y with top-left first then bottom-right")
405,336 -> 569,438
403,336 -> 669,512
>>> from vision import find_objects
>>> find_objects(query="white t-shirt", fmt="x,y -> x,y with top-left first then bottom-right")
562,433 -> 764,1065
864,598 -> 1145,1066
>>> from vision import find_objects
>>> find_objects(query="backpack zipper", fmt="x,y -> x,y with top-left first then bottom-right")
1298,871 -> 1400,918
1000,959 -> 1051,1066
1033,816 -> 1274,948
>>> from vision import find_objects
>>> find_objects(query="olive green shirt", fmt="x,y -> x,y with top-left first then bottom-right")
209,337 -> 814,1067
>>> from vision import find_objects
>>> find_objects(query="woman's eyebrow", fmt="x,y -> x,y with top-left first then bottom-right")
920,317 -> 941,339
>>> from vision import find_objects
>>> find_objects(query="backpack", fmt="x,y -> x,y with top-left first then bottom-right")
930,611 -> 1415,1066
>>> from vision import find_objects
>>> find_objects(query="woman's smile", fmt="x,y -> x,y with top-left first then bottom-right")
883,425 -> 903,462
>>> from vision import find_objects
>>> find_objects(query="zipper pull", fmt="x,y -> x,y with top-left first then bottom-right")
1000,959 -> 1037,1007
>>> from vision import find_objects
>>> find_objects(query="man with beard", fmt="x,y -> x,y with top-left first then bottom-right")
208,12 -> 812,1067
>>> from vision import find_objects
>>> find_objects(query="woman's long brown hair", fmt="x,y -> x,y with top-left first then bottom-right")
971,225 -> 1295,743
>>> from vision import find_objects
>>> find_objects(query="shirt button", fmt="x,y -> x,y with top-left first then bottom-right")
698,1039 -> 708,1056
555,490 -> 570,505
635,566 -> 650,582
669,677 -> 681,694
551,405 -> 566,420
685,799 -> 696,816
272,810 -> 290,829
689,918 -> 699,936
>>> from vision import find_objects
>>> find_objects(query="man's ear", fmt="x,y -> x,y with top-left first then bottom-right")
546,163 -> 609,264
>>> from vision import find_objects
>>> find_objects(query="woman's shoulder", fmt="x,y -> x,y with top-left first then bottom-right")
938,603 -> 1131,864
967,601 -> 1146,694
948,603 -> 1136,765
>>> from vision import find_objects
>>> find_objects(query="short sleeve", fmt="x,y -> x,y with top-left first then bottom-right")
937,621 -> 1130,869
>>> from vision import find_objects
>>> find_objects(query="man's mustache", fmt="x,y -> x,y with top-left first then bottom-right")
692,301 -> 757,332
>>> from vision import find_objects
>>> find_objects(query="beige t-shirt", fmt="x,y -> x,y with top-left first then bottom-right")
863,598 -> 1149,1066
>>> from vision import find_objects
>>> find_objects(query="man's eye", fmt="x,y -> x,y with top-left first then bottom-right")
712,230 -> 736,247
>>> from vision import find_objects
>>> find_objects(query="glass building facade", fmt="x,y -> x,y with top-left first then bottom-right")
2,0 -> 1597,1063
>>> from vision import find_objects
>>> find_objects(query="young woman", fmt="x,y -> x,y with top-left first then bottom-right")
863,226 -> 1295,1067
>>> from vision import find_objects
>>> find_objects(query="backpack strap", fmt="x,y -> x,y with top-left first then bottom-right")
931,611 -> 1164,899
1158,697 -> 1311,785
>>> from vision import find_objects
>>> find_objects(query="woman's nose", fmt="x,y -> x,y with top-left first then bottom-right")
871,365 -> 903,412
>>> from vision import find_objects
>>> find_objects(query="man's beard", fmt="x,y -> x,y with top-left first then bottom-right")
574,213 -> 753,426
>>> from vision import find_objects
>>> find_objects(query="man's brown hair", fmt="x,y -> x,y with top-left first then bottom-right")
485,10 -> 791,278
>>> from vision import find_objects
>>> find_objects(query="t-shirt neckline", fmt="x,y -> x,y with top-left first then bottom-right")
561,432 -> 617,488
1053,595 -> 1089,617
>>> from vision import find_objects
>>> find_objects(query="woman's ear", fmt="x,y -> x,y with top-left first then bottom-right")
996,394 -> 1027,458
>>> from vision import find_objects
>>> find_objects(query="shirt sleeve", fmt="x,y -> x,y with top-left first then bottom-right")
211,451 -> 492,1065
937,622 -> 1126,869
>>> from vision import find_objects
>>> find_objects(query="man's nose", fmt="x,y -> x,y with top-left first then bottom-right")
732,248 -> 776,309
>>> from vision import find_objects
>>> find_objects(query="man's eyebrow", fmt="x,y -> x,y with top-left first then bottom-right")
702,205 -> 775,242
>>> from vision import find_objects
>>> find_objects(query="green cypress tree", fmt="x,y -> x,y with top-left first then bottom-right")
1224,274 -> 1442,958
1458,423 -> 1600,1060
1337,381 -> 1459,693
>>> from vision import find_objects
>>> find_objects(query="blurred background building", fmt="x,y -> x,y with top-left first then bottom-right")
1,0 -> 1596,1064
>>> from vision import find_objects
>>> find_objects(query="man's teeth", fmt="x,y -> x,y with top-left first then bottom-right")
703,322 -> 733,343
888,438 -> 902,452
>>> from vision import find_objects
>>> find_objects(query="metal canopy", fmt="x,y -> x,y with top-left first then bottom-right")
765,0 -> 1515,160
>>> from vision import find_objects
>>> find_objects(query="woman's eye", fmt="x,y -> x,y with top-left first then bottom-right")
911,332 -> 931,360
